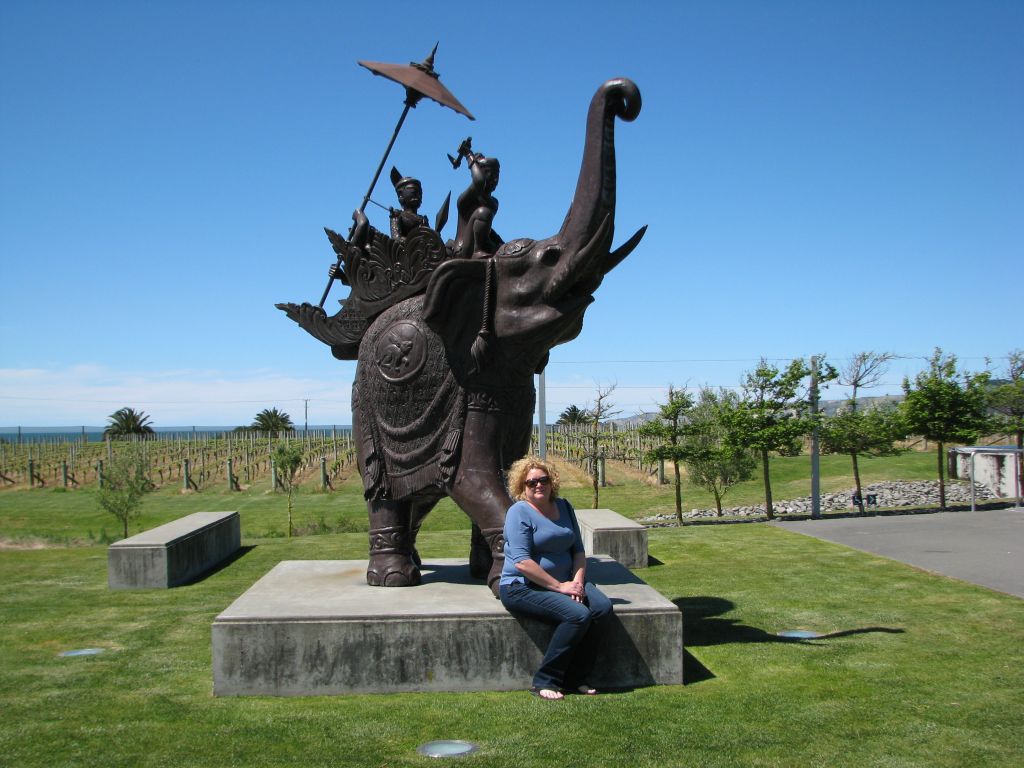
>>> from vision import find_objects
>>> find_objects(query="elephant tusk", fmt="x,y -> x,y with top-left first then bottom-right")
604,224 -> 647,273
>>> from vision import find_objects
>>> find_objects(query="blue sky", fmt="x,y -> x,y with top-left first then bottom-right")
1,0 -> 1021,427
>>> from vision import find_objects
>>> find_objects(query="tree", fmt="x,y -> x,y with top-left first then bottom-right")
728,358 -> 813,519
820,404 -> 906,510
556,404 -> 591,425
248,408 -> 294,436
639,386 -> 695,523
901,348 -> 990,509
831,351 -> 899,504
273,443 -> 304,537
986,349 -> 1024,495
97,447 -> 154,538
684,387 -> 757,516
103,407 -> 154,439
579,384 -> 619,508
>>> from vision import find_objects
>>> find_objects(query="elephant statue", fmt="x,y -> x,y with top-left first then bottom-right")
277,78 -> 645,595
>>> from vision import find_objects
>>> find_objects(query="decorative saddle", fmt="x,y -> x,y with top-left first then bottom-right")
276,224 -> 450,359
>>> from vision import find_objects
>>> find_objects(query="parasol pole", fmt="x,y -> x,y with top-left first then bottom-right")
318,96 -> 417,308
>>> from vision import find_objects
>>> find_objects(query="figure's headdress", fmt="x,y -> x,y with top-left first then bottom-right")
390,166 -> 421,191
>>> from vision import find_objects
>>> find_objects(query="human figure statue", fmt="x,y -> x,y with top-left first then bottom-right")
449,138 -> 503,259
388,167 -> 429,239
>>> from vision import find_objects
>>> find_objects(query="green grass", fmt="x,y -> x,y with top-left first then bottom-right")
1,526 -> 1021,767
1,451 -> 1020,766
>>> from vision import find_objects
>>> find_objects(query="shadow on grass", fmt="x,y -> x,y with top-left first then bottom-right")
186,545 -> 257,584
674,596 -> 905,647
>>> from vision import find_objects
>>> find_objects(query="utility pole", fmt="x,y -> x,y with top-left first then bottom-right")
810,356 -> 821,519
537,371 -> 547,459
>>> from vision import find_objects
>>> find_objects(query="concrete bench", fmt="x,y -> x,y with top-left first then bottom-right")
108,511 -> 240,589
212,557 -> 682,696
576,508 -> 649,568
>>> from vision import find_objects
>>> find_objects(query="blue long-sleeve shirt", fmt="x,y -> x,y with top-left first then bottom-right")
499,498 -> 584,586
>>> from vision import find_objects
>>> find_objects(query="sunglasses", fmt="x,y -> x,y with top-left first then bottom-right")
525,476 -> 551,488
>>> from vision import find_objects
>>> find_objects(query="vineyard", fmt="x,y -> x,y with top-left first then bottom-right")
0,429 -> 358,492
0,422 -> 676,493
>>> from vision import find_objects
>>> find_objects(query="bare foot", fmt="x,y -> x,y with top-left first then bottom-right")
530,687 -> 564,701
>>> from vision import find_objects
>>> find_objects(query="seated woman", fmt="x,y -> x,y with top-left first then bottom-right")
499,456 -> 613,700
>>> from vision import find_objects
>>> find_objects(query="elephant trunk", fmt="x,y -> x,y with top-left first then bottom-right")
557,78 -> 642,264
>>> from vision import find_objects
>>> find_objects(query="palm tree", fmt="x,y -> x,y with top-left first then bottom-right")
249,407 -> 294,436
103,408 -> 155,439
556,404 -> 591,425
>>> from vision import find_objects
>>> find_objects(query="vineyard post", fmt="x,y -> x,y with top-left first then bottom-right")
271,458 -> 279,491
97,459 -> 104,489
183,458 -> 191,491
321,457 -> 328,490
598,449 -> 606,488
29,459 -> 35,487
62,461 -> 69,488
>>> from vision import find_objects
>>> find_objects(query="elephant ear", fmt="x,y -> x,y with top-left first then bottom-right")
423,258 -> 490,376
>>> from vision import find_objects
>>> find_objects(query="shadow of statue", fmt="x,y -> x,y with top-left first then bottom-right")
674,596 -> 905,647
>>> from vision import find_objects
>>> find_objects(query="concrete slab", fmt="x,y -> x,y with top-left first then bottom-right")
576,508 -> 649,568
212,556 -> 682,696
773,507 -> 1024,598
108,511 -> 240,589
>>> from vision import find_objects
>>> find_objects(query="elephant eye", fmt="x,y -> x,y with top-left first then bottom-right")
539,246 -> 561,266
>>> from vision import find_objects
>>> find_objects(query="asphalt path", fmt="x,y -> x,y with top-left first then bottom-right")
772,508 -> 1024,598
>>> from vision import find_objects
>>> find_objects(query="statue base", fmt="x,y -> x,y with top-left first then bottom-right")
212,556 -> 682,696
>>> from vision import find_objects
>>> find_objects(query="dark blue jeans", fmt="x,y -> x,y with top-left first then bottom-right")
500,581 -> 613,690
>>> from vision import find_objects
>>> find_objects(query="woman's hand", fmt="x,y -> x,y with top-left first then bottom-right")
556,581 -> 585,602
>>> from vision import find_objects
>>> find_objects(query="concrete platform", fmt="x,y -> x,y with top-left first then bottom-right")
576,508 -> 649,568
212,556 -> 682,696
108,511 -> 240,589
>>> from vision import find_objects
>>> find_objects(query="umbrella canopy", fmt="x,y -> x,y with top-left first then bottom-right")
359,46 -> 475,120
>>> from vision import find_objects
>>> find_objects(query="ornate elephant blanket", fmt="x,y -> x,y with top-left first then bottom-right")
355,295 -> 466,501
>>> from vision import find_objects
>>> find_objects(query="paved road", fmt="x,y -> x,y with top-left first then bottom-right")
772,508 -> 1024,598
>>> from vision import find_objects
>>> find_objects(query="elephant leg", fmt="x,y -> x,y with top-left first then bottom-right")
408,498 -> 439,568
468,523 -> 491,579
366,499 -> 421,587
450,407 -> 514,597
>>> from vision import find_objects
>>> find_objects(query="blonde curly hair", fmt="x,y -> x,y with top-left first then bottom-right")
506,455 -> 561,500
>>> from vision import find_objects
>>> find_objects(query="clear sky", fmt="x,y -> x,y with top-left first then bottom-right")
1,0 -> 1021,428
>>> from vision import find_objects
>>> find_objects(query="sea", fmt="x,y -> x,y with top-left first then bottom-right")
0,426 -> 353,444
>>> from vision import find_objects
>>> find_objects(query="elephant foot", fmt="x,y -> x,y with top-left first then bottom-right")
367,525 -> 420,587
480,527 -> 505,598
366,553 -> 421,587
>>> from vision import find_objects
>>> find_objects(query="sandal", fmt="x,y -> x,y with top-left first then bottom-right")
529,686 -> 564,701
575,684 -> 598,695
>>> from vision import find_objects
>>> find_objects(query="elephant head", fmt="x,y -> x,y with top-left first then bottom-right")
423,78 -> 646,382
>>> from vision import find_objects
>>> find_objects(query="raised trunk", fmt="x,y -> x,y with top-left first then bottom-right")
761,448 -> 775,519
713,487 -> 723,516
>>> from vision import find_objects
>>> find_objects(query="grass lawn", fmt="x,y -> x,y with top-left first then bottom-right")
1,521 -> 1022,766
1,451 -> 1020,766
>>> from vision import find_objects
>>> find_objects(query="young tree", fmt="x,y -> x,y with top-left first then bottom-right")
821,404 -> 906,510
729,358 -> 813,519
639,385 -> 695,523
684,387 -> 756,516
273,443 -> 304,537
97,447 -> 154,538
580,384 -> 618,508
901,348 -> 990,509
987,349 -> 1024,495
103,407 -> 155,439
829,351 -> 900,504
